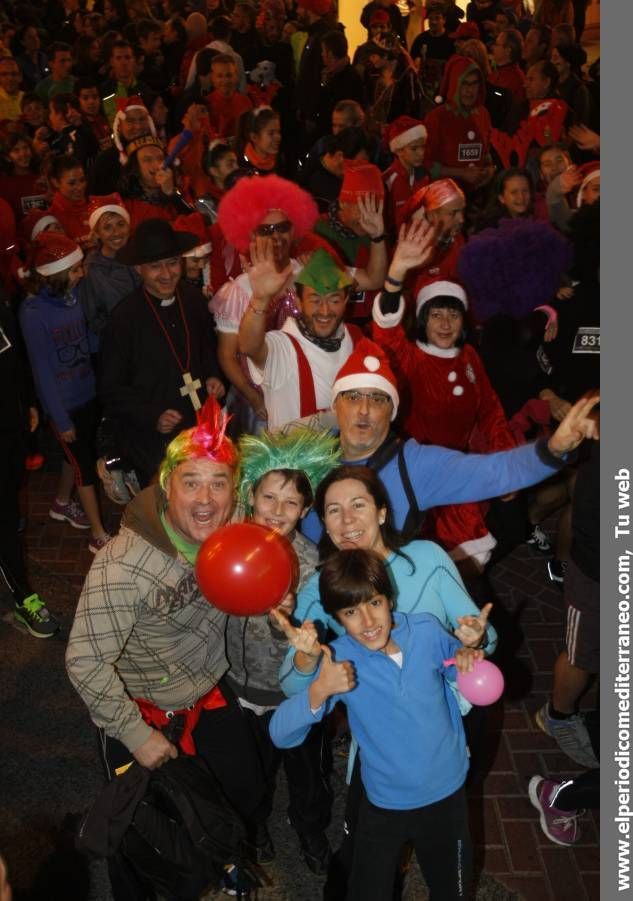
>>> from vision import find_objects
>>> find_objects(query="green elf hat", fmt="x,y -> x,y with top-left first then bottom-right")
295,248 -> 352,295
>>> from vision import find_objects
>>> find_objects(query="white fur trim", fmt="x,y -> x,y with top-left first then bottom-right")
363,355 -> 380,372
183,242 -> 212,258
113,106 -> 156,153
415,342 -> 460,358
332,373 -> 399,420
31,215 -> 59,239
415,280 -> 467,315
389,124 -> 427,153
35,246 -> 83,276
88,204 -> 130,231
372,293 -> 405,328
577,168 -> 600,206
448,532 -> 497,566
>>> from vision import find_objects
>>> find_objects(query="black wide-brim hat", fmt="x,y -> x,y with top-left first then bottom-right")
116,218 -> 200,266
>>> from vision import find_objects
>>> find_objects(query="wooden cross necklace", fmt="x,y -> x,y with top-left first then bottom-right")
143,288 -> 202,411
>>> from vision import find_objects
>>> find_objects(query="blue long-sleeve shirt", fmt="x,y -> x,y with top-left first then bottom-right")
19,288 -> 95,433
280,539 -> 497,698
301,436 -> 565,543
270,612 -> 468,810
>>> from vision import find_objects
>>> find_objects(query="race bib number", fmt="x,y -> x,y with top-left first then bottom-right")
21,194 -> 47,213
457,143 -> 482,162
572,326 -> 600,354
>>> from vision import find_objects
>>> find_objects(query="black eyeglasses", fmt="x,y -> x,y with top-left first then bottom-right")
253,220 -> 292,237
339,390 -> 392,407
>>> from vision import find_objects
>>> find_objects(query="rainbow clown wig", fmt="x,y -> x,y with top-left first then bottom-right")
216,174 -> 319,253
238,427 -> 341,513
159,396 -> 238,489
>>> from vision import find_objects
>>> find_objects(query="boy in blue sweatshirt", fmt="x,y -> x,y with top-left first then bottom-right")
269,548 -> 482,900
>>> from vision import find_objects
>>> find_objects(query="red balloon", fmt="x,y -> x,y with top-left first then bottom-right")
195,522 -> 298,616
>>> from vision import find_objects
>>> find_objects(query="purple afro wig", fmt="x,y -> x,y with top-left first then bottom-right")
458,218 -> 572,321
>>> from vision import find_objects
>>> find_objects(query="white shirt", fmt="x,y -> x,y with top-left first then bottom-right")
247,317 -> 355,429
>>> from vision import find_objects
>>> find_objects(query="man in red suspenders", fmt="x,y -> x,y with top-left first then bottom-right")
239,247 -> 362,428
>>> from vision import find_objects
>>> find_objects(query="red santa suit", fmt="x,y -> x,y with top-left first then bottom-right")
382,117 -> 429,235
423,57 -> 492,188
371,285 -> 514,565
383,158 -> 429,235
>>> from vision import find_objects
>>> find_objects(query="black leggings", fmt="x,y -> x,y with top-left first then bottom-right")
244,708 -> 333,838
348,787 -> 472,901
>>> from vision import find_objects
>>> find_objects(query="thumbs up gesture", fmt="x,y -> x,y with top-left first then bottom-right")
455,602 -> 493,649
309,644 -> 356,710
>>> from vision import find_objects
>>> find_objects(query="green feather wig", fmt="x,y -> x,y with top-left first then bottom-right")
238,427 -> 341,512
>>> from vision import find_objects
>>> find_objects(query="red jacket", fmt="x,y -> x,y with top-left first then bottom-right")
382,158 -> 429,236
489,63 -> 526,104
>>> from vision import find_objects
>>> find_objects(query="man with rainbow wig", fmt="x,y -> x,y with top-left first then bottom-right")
66,397 -> 266,887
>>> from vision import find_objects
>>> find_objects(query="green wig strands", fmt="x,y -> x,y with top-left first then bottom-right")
159,396 -> 238,489
238,427 -> 341,512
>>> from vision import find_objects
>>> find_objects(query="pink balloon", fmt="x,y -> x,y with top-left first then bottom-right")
444,658 -> 505,706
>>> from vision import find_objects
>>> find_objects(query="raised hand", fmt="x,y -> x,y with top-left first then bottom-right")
455,602 -> 492,649
358,193 -> 385,239
547,391 -> 599,457
309,644 -> 356,708
389,219 -> 437,281
269,608 -> 321,667
559,165 -> 583,195
243,238 -> 293,304
156,166 -> 175,195
568,124 -> 600,154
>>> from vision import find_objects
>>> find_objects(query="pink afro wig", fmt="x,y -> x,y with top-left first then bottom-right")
217,175 -> 319,253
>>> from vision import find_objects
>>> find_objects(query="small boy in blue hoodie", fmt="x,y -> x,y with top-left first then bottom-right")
269,548 -> 482,900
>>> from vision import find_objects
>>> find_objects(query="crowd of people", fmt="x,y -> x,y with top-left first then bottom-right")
0,0 -> 600,898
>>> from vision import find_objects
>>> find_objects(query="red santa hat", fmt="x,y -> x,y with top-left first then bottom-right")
339,160 -> 385,204
576,161 -> 600,207
31,232 -> 83,276
299,0 -> 332,14
386,116 -> 427,154
19,209 -> 62,245
331,338 -> 399,420
415,279 -> 468,317
112,96 -> 156,163
87,193 -> 130,231
448,22 -> 479,40
172,212 -> 212,257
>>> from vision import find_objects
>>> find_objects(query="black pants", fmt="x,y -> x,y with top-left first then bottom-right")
348,787 -> 472,901
0,430 -> 31,602
100,680 -> 267,901
245,708 -> 333,838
